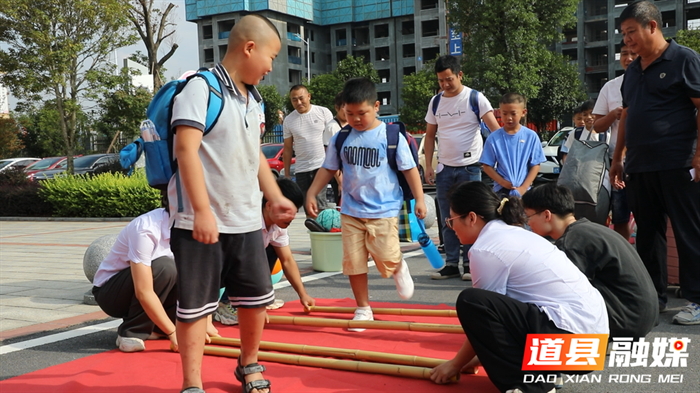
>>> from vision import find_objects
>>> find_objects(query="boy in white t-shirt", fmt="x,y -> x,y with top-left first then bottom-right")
305,78 -> 426,331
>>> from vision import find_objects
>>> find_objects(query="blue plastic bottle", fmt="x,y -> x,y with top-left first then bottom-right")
417,219 -> 444,269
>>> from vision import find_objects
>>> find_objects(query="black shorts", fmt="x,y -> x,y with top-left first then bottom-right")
170,228 -> 274,322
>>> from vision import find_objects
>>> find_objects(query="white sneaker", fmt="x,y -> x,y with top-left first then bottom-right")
347,308 -> 374,332
213,302 -> 239,325
266,298 -> 285,310
673,302 -> 700,325
393,260 -> 414,300
116,335 -> 145,352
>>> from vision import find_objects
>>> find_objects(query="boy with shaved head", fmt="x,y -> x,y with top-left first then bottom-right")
168,14 -> 296,393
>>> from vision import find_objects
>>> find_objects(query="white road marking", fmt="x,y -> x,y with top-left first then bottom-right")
0,319 -> 121,355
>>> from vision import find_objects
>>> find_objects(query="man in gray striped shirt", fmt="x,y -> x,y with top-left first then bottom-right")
283,85 -> 334,214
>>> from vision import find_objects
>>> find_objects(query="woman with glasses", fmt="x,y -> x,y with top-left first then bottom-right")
430,181 -> 608,393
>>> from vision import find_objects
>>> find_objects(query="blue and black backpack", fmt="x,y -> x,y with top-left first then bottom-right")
120,67 -> 224,191
431,89 -> 492,141
334,122 -> 419,201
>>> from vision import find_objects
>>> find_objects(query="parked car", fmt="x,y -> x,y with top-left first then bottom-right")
33,154 -> 120,180
24,156 -> 69,180
262,143 -> 295,178
538,127 -> 574,180
0,157 -> 40,173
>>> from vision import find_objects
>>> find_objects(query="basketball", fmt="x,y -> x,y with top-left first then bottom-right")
271,259 -> 284,284
316,208 -> 341,231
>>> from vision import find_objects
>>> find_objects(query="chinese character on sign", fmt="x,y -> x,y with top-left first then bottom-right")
650,337 -> 691,368
609,337 -> 690,368
528,338 -> 565,366
566,338 -> 601,366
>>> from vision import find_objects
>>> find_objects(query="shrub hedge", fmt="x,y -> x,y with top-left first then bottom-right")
38,171 -> 161,217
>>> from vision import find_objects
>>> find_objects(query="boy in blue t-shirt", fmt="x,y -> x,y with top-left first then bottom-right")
480,93 -> 546,198
305,78 -> 426,331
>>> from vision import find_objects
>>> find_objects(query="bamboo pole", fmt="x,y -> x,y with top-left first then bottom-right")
203,346 -> 458,382
210,337 -> 447,368
304,305 -> 457,318
266,315 -> 463,334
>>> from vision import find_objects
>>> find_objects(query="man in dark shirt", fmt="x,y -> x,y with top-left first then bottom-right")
611,1 -> 700,325
523,183 -> 658,338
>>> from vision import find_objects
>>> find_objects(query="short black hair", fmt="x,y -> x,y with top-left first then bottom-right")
289,84 -> 308,94
521,183 -> 575,218
619,1 -> 662,29
434,55 -> 461,75
334,91 -> 344,108
574,99 -> 595,114
500,93 -> 527,107
262,178 -> 304,209
342,78 -> 377,106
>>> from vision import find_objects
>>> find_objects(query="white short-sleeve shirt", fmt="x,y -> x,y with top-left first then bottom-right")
592,75 -> 624,158
424,87 -> 494,166
470,220 -> 609,335
262,217 -> 289,248
283,105 -> 334,173
93,208 -> 173,287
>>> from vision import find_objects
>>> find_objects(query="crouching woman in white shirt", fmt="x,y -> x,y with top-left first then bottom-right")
430,181 -> 608,393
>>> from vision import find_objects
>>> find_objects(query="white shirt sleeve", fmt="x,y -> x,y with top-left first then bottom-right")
125,223 -> 159,266
470,249 -> 509,295
424,95 -> 438,125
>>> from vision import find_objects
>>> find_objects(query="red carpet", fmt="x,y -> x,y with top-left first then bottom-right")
1,299 -> 498,393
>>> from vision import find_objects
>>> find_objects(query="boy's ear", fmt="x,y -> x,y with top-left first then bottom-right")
522,108 -> 528,116
243,40 -> 256,58
374,100 -> 380,111
542,209 -> 554,222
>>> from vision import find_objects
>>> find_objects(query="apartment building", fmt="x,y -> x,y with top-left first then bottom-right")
184,0 -> 452,114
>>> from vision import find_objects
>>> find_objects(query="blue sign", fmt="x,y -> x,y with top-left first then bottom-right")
449,28 -> 462,56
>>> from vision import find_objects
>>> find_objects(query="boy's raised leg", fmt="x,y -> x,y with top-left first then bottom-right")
237,307 -> 270,393
178,317 -> 209,390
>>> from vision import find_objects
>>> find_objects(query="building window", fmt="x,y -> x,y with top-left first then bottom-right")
375,47 -> 390,61
661,11 -> 676,28
352,27 -> 370,46
288,46 -> 302,65
287,23 -> 300,35
375,24 -> 389,38
337,50 -> 347,62
312,52 -> 316,63
204,48 -> 214,63
421,0 -> 438,10
310,30 -> 315,41
354,49 -> 370,63
219,45 -> 227,59
422,20 -> 439,37
336,29 -> 347,46
402,20 -> 414,35
218,19 -> 235,39
403,44 -> 415,58
403,66 -> 416,76
202,25 -> 213,40
378,92 -> 391,106
422,47 -> 440,62
378,69 -> 390,83
289,69 -> 302,85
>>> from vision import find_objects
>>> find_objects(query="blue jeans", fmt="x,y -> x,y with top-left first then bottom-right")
435,164 -> 482,267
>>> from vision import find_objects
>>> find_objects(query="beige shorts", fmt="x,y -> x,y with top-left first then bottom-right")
341,214 -> 402,278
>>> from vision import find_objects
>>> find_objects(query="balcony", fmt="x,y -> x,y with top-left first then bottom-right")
288,56 -> 302,65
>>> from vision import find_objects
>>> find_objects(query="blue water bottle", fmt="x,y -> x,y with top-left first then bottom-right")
417,219 -> 444,269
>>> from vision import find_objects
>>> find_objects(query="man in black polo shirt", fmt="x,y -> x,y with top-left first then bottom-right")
612,1 -> 700,325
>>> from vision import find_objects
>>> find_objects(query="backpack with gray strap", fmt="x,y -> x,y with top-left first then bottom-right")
557,132 -> 611,225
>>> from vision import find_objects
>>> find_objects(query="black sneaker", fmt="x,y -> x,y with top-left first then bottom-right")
430,265 -> 461,280
462,264 -> 471,281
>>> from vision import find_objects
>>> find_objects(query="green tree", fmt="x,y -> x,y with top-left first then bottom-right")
303,55 -> 380,113
528,52 -> 587,133
127,50 -> 167,86
16,100 -> 92,157
399,66 -> 438,132
127,1 -> 179,92
0,117 -> 24,157
676,29 -> 700,53
258,84 -> 285,137
449,0 -> 578,102
0,0 -> 136,172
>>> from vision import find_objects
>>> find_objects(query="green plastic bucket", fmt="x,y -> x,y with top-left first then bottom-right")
308,231 -> 343,272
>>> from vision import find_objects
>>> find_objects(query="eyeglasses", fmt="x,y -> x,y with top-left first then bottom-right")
445,215 -> 466,230
526,210 -> 544,221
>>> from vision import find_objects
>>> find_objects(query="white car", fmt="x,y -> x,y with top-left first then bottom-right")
0,157 -> 40,173
538,127 -> 574,180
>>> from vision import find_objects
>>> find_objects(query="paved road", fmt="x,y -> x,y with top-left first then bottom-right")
1,217 -> 699,392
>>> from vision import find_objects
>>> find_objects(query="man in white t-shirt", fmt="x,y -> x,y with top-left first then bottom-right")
592,41 -> 638,240
323,92 -> 347,205
283,85 -> 334,215
423,55 -> 500,281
